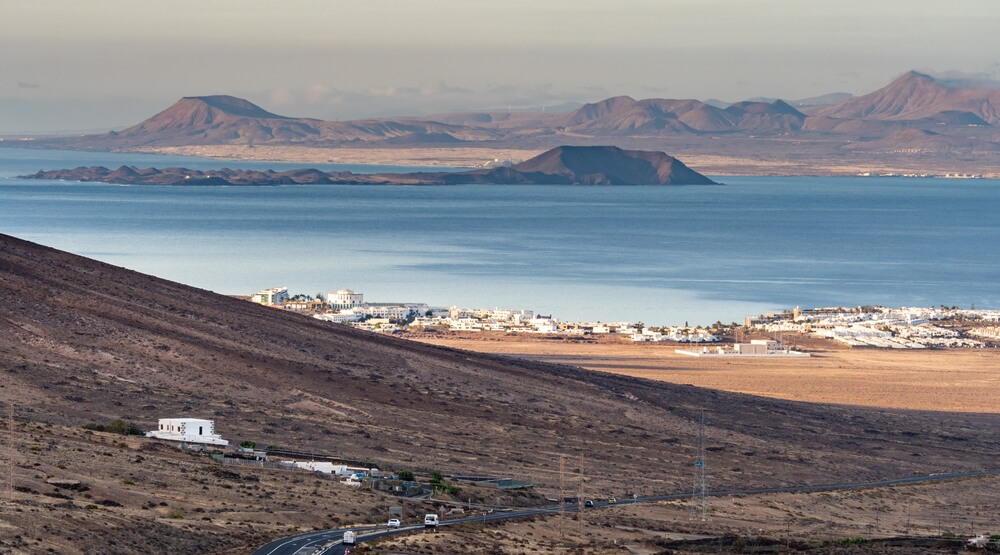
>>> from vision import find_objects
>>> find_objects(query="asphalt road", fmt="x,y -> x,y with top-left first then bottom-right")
251,467 -> 1000,555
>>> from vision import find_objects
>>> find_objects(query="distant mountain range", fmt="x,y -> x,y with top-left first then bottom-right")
11,71 -> 1000,173
20,146 -> 717,186
41,93 -> 809,148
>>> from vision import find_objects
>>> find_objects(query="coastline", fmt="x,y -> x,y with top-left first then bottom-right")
127,144 -> 1000,178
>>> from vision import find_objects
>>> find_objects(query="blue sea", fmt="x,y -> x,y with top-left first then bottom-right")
1,147 -> 998,325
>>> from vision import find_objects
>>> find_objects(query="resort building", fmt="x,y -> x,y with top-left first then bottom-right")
251,287 -> 289,306
328,288 -> 365,310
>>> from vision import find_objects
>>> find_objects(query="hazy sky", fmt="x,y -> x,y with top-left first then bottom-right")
3,0 -> 999,132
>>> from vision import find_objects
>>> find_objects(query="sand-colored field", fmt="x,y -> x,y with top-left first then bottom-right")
412,336 -> 1000,413
131,145 -> 1000,177
133,145 -> 544,168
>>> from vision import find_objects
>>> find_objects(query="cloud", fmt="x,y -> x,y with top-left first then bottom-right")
257,82 -> 605,120
17,81 -> 40,89
916,68 -> 1000,89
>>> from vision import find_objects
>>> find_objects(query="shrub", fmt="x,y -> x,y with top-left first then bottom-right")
83,418 -> 144,436
429,471 -> 461,495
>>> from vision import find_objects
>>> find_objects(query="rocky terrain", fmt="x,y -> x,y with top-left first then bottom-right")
357,473 -> 1000,554
2,233 -> 1000,553
18,146 -> 718,186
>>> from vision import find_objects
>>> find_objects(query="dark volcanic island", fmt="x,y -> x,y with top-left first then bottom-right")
19,145 -> 718,186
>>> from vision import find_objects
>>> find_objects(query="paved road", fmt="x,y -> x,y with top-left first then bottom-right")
252,467 -> 1000,555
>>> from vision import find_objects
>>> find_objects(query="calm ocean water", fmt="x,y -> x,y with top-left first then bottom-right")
1,147 -> 998,325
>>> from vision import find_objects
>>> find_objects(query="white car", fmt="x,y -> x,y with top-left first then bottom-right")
424,513 -> 439,528
387,518 -> 401,528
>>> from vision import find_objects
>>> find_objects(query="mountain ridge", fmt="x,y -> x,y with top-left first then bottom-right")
818,71 -> 1000,124
9,70 -> 1000,174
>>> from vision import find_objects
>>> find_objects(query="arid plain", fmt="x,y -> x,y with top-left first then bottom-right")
411,334 -> 1000,413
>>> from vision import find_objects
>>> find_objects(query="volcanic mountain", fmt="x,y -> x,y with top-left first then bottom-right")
557,96 -> 806,134
82,95 -> 482,148
817,71 -> 1000,124
491,145 -> 717,185
107,95 -> 321,146
21,145 -> 719,186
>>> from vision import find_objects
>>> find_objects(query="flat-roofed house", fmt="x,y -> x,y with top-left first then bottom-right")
146,418 -> 229,446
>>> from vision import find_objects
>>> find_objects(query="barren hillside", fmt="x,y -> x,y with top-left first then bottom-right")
2,233 -> 999,493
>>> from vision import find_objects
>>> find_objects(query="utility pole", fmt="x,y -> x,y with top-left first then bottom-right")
577,454 -> 585,540
690,409 -> 708,521
7,402 -> 13,503
559,454 -> 565,542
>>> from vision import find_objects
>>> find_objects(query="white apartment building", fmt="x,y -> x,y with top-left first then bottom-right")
355,305 -> 416,320
447,307 -> 533,322
251,287 -> 289,306
314,312 -> 364,324
676,340 -> 810,357
145,418 -> 229,446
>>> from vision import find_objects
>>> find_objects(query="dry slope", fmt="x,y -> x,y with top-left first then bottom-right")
1,232 -> 999,497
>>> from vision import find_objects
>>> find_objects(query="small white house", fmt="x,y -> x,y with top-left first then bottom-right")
146,418 -> 229,446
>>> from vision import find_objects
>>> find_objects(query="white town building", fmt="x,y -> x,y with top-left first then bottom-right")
145,418 -> 229,446
251,287 -> 289,306
313,311 -> 364,324
328,288 -> 365,310
676,339 -> 810,357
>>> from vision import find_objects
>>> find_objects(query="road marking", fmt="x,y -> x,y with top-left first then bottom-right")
261,531 -> 336,555
262,468 -> 1000,554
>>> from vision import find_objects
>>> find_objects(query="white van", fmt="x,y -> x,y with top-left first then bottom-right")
424,513 -> 439,528
342,531 -> 357,545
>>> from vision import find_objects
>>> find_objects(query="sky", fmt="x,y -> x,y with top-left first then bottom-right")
2,0 -> 999,133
